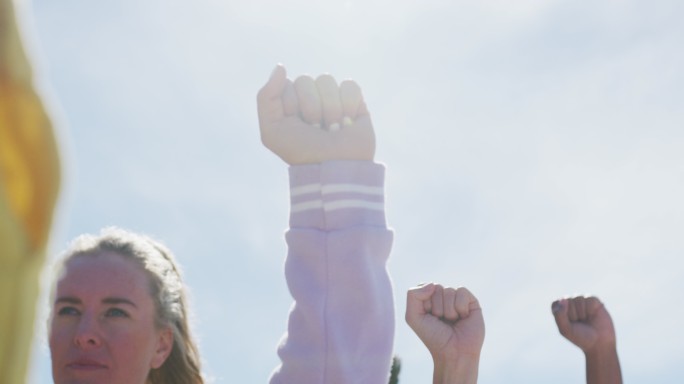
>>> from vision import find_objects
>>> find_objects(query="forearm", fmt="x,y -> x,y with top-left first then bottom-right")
271,161 -> 394,384
585,344 -> 622,384
432,355 -> 480,384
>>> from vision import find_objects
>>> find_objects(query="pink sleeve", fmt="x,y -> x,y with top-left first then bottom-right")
269,160 -> 395,384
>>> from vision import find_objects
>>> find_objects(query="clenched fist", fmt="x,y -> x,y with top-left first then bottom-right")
257,65 -> 375,165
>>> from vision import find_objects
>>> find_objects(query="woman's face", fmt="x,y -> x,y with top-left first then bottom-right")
49,251 -> 173,384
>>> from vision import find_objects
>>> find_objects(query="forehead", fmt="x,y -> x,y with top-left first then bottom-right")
56,251 -> 151,299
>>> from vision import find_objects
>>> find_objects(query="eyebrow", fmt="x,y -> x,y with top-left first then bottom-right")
54,296 -> 138,308
102,297 -> 138,308
55,297 -> 81,305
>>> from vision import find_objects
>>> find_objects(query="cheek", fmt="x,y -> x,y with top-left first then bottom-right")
48,321 -> 67,353
48,324 -> 71,372
109,325 -> 159,361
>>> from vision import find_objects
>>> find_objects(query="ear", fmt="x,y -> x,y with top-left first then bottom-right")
150,327 -> 174,369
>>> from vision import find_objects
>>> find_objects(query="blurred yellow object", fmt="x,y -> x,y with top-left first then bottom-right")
1,0 -> 61,382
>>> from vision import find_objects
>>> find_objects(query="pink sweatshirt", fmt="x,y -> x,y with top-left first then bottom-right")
269,160 -> 394,384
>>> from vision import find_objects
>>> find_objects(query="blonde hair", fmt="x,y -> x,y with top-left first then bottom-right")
53,227 -> 204,384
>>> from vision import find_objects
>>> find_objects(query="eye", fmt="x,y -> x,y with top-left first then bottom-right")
105,308 -> 129,318
57,306 -> 80,316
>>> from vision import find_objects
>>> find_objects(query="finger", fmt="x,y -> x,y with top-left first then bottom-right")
257,64 -> 287,125
282,79 -> 298,116
454,287 -> 477,319
551,298 -> 572,338
442,287 -> 459,321
405,283 -> 436,327
567,297 -> 578,322
316,74 -> 343,131
416,283 -> 433,314
574,296 -> 587,321
424,296 -> 432,314
339,79 -> 366,123
257,64 -> 287,102
584,296 -> 603,319
430,284 -> 445,319
294,75 -> 322,126
407,284 -> 435,302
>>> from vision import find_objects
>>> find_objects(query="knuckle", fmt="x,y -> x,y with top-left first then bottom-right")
316,73 -> 336,84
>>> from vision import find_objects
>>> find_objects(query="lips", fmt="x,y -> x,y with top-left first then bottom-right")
67,358 -> 108,370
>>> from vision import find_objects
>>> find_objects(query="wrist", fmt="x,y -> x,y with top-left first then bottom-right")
584,342 -> 622,384
288,161 -> 386,230
583,341 -> 619,369
583,339 -> 617,358
432,353 -> 480,384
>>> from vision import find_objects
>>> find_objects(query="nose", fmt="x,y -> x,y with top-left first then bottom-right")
73,313 -> 102,349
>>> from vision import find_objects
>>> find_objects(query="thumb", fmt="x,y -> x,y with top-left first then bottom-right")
406,283 -> 436,327
257,64 -> 287,102
552,299 -> 572,338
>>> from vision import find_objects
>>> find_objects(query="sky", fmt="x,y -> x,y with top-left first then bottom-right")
15,0 -> 684,382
